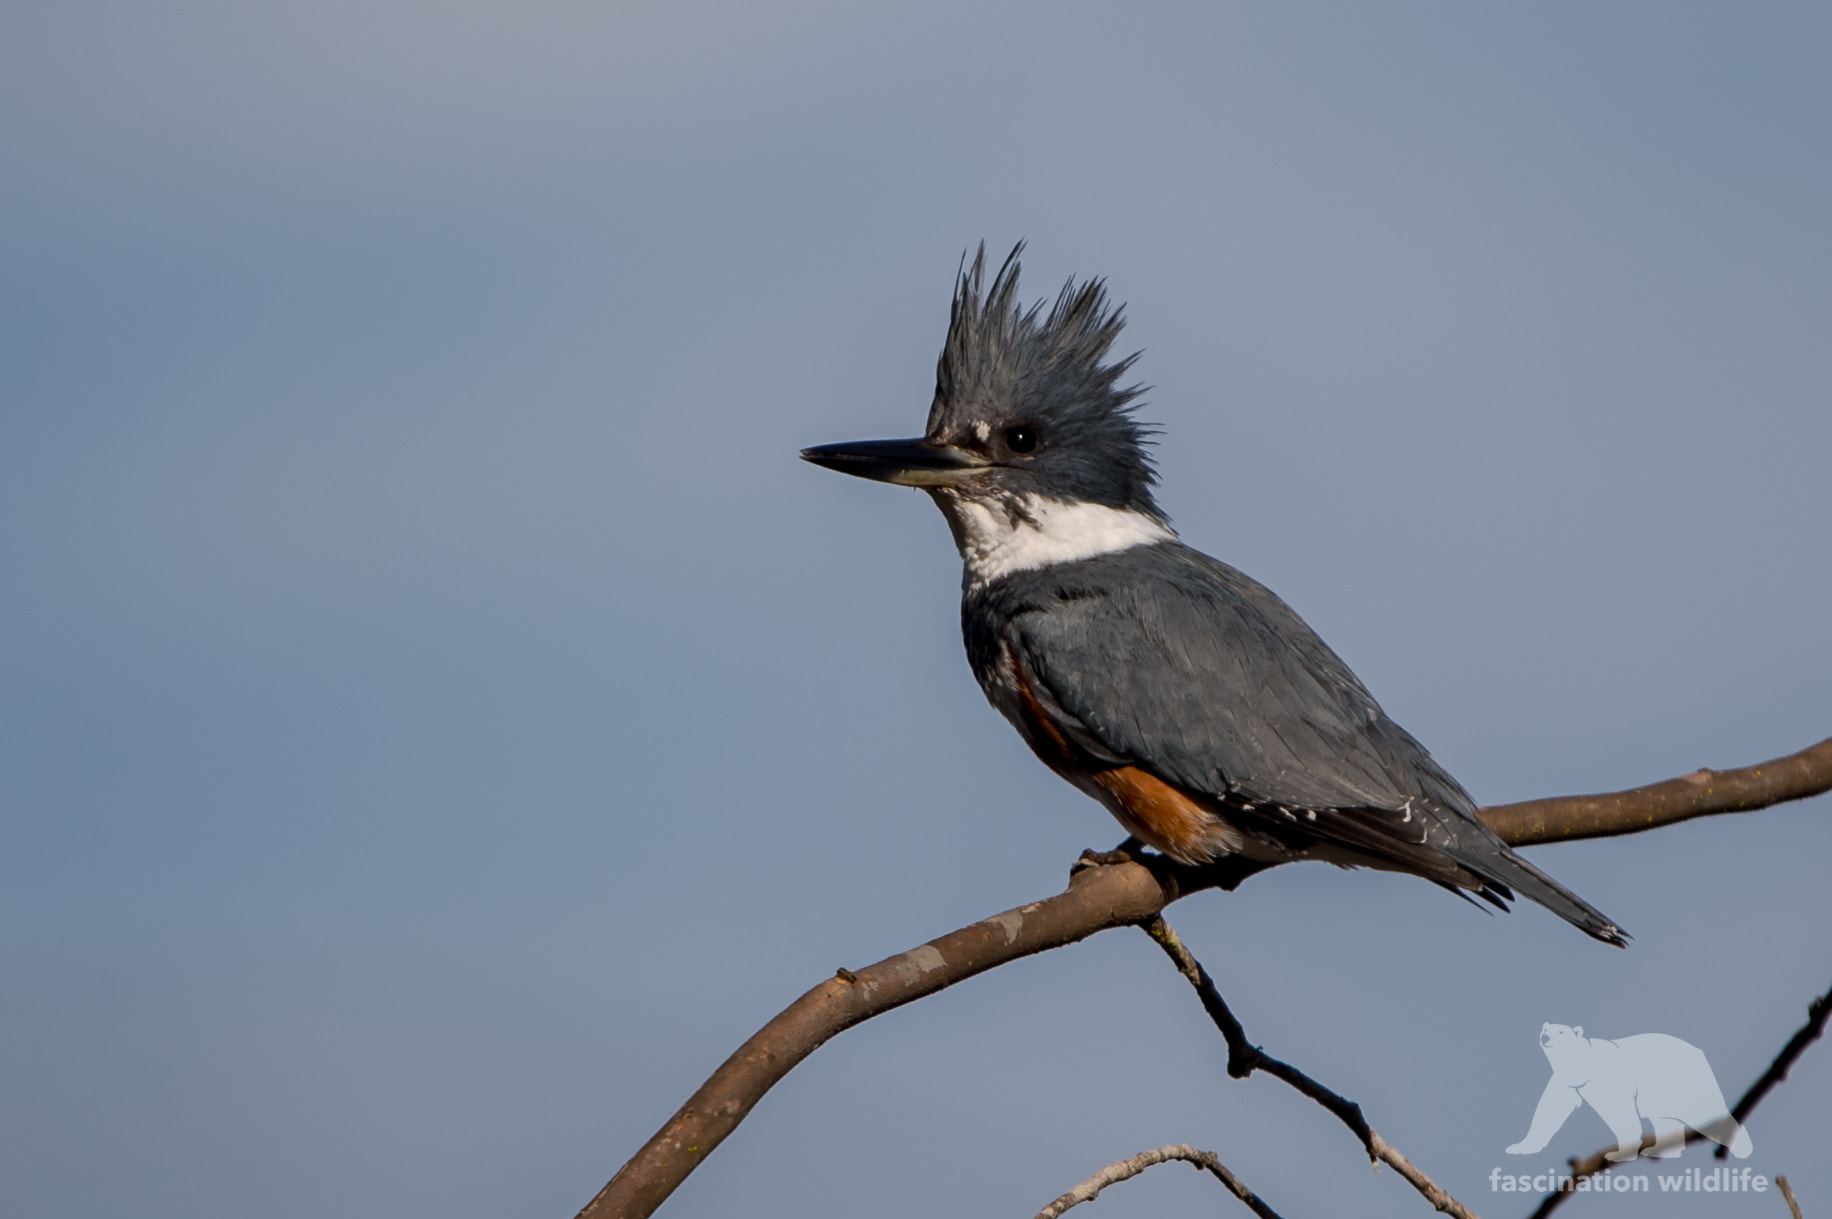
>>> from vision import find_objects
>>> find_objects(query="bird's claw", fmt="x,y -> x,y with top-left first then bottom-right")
1071,841 -> 1141,873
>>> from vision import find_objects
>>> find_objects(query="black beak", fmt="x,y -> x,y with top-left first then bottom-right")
799,437 -> 991,487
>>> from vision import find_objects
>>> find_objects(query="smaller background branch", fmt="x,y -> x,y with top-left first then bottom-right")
1144,916 -> 1480,1219
1527,977 -> 1832,1219
1033,1144 -> 1282,1219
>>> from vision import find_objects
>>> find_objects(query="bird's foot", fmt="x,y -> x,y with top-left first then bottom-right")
1071,837 -> 1146,874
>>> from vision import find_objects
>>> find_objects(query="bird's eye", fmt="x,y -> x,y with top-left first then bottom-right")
1004,424 -> 1038,453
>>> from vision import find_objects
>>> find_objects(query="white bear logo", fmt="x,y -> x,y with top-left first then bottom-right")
1506,1023 -> 1752,1161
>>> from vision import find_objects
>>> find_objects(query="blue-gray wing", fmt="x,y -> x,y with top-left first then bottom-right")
973,542 -> 1628,944
1000,543 -> 1475,821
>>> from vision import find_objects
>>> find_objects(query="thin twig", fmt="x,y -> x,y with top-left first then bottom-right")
1143,916 -> 1481,1219
1143,917 -> 1372,1144
1521,1133 -> 1649,1219
1033,1144 -> 1282,1219
1777,1175 -> 1803,1219
1527,975 -> 1832,1219
1717,979 -> 1832,1158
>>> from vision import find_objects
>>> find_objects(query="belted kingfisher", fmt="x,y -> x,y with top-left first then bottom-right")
803,245 -> 1627,946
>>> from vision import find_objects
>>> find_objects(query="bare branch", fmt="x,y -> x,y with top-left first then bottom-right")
1716,977 -> 1832,1158
1481,736 -> 1832,846
1143,917 -> 1372,1143
1778,1175 -> 1803,1219
1521,1136 -> 1651,1219
580,739 -> 1830,1219
1526,974 -> 1832,1219
1033,1144 -> 1282,1219
1369,1130 -> 1483,1219
576,855 -> 1256,1219
1144,917 -> 1481,1219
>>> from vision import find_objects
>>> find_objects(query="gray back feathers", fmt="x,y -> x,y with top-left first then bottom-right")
962,540 -> 1629,944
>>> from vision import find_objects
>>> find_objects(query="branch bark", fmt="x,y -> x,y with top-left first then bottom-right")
1479,737 -> 1832,845
1778,1175 -> 1803,1219
580,736 -> 1832,1219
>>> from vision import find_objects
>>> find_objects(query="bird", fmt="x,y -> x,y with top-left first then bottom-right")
802,244 -> 1627,946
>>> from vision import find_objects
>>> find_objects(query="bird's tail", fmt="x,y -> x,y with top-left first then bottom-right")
1455,839 -> 1630,947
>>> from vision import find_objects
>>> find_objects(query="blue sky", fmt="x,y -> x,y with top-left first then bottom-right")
3,4 -> 1829,1217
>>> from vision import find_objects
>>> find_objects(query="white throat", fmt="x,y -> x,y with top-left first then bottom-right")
936,492 -> 1176,588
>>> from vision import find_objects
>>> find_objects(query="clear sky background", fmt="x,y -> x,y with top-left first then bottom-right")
3,4 -> 1829,1217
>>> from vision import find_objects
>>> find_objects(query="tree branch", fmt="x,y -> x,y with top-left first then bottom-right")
580,737 -> 1832,1219
1480,736 -> 1832,846
1525,974 -> 1832,1219
1142,917 -> 1370,1134
576,855 -> 1254,1219
1033,1144 -> 1282,1219
1716,976 -> 1832,1159
1778,1175 -> 1803,1219
1144,917 -> 1480,1219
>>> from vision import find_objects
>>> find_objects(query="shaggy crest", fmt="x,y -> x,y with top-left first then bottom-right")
927,243 -> 1164,521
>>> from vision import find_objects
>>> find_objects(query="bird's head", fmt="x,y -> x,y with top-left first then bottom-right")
802,244 -> 1167,533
